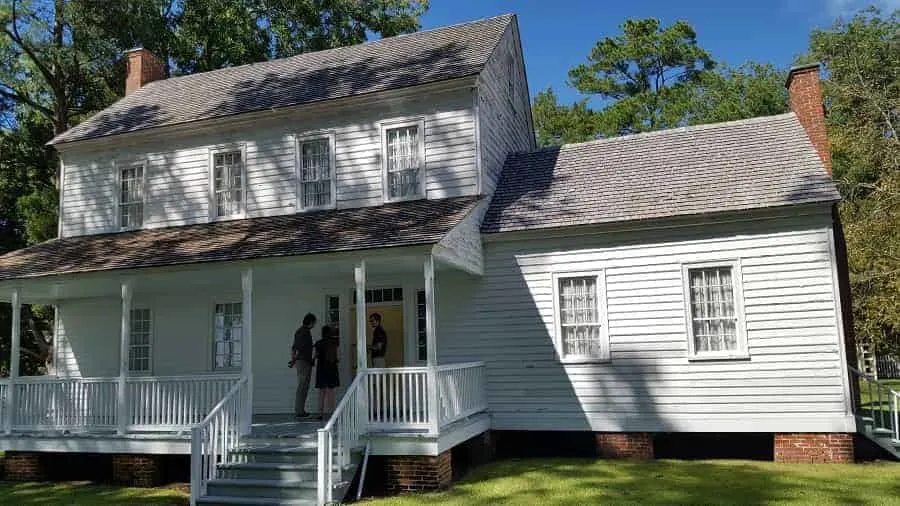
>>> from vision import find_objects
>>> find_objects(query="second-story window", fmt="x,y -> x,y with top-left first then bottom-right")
382,120 -> 425,201
297,133 -> 335,209
212,149 -> 245,218
119,164 -> 144,229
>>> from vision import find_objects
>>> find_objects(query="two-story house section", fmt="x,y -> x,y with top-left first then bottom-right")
0,12 -> 887,506
53,14 -> 533,237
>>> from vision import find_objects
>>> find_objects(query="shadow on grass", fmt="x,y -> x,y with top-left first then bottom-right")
365,458 -> 900,506
0,481 -> 188,505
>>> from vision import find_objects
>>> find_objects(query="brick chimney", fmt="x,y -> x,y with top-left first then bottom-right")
125,48 -> 165,95
786,63 -> 831,175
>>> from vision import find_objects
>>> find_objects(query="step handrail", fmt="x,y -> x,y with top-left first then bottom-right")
190,375 -> 249,506
849,366 -> 899,442
317,373 -> 365,506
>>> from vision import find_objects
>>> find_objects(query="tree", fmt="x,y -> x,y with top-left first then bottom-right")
568,18 -> 714,136
806,7 -> 900,357
534,18 -> 788,146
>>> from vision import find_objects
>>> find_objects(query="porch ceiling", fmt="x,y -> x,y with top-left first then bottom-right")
0,196 -> 479,287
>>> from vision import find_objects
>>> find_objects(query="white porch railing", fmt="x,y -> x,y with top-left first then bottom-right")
13,377 -> 118,430
366,367 -> 430,429
0,374 -> 239,433
127,374 -> 239,431
437,362 -> 487,426
851,366 -> 900,441
317,373 -> 366,505
364,362 -> 487,430
190,375 -> 250,505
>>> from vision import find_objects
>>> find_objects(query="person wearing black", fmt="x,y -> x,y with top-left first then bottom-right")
290,313 -> 316,419
314,325 -> 340,420
368,313 -> 387,368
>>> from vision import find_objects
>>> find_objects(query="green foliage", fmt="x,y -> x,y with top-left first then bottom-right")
532,88 -> 598,146
807,7 -> 900,356
567,18 -> 715,136
534,18 -> 788,146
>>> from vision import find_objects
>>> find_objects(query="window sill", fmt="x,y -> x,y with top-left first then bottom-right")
687,354 -> 750,362
559,357 -> 611,365
384,194 -> 425,204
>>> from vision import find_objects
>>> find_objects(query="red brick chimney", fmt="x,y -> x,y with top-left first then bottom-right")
786,63 -> 831,175
125,48 -> 165,95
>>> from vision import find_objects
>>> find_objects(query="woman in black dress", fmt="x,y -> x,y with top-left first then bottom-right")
314,325 -> 340,420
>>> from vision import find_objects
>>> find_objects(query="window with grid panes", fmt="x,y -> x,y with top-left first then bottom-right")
556,275 -> 607,360
416,290 -> 427,361
119,165 -> 144,229
686,266 -> 742,355
326,295 -> 340,338
212,150 -> 244,217
385,125 -> 422,200
299,138 -> 332,208
213,302 -> 242,369
128,308 -> 152,373
353,287 -> 403,305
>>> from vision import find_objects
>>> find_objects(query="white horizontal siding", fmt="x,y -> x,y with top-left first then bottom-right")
59,89 -> 477,237
476,21 -> 534,197
435,209 -> 853,432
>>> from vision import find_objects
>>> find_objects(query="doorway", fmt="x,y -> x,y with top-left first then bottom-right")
349,293 -> 405,376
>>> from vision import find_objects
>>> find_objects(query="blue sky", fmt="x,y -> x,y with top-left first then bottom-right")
421,0 -> 899,104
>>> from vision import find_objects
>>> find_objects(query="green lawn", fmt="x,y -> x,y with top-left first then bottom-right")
364,458 -> 900,506
0,481 -> 188,505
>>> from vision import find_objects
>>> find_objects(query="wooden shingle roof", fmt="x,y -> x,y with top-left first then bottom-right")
482,113 -> 841,233
0,197 -> 480,280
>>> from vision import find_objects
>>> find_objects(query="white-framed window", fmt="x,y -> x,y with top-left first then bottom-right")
416,289 -> 427,362
552,272 -> 609,362
325,294 -> 341,338
682,261 -> 748,360
213,302 -> 243,369
117,162 -> 145,230
209,147 -> 246,219
296,133 -> 336,210
128,308 -> 152,374
381,119 -> 425,201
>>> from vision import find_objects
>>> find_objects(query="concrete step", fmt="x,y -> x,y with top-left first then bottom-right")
196,495 -> 315,506
206,478 -> 320,500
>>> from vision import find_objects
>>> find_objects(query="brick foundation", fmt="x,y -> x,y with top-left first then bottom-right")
3,452 -> 45,481
595,432 -> 654,459
112,454 -> 163,487
384,450 -> 452,494
774,433 -> 853,463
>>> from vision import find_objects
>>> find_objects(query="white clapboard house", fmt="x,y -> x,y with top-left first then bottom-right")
0,13 -> 896,506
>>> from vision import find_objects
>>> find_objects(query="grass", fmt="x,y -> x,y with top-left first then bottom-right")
364,458 -> 900,506
0,481 -> 188,505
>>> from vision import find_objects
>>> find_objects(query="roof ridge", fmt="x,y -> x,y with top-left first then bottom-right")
516,113 -> 799,158
151,14 -> 514,87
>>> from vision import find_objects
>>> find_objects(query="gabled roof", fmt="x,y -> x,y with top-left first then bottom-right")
482,113 -> 841,233
50,15 -> 514,146
0,197 -> 479,281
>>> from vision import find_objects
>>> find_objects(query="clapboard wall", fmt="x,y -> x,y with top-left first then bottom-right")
436,206 -> 855,433
58,87 -> 478,237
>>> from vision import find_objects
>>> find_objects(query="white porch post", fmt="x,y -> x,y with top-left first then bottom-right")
354,261 -> 367,372
5,288 -> 21,434
117,281 -> 132,435
241,268 -> 254,434
424,255 -> 440,435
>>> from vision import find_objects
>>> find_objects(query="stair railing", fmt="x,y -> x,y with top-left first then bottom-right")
849,366 -> 899,441
190,375 -> 250,506
317,373 -> 365,506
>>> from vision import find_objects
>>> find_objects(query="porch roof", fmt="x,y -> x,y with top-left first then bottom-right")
0,196 -> 480,281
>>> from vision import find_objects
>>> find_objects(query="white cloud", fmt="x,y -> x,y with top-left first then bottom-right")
824,0 -> 900,15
